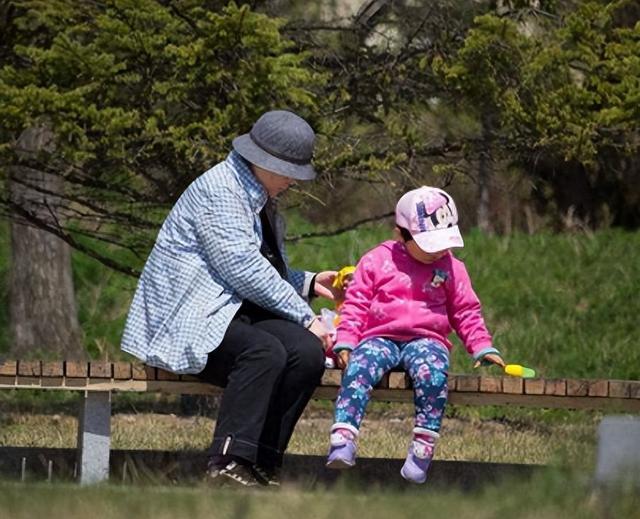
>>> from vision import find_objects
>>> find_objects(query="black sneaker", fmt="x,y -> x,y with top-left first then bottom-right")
206,460 -> 261,488
251,465 -> 281,487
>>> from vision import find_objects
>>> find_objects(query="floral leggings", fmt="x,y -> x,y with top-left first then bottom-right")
334,337 -> 449,433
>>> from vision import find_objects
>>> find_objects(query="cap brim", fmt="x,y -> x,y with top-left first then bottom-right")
232,134 -> 316,181
413,226 -> 464,253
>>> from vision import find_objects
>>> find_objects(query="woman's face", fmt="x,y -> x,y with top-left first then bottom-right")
252,165 -> 297,197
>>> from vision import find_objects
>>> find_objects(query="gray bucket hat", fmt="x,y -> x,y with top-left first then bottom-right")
232,110 -> 316,181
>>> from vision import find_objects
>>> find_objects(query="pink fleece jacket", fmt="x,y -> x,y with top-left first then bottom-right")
332,240 -> 494,358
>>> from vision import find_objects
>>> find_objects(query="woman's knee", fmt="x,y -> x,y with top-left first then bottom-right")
256,319 -> 325,379
296,338 -> 325,380
248,338 -> 288,372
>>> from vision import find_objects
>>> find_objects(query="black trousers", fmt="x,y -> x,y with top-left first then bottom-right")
198,304 -> 325,469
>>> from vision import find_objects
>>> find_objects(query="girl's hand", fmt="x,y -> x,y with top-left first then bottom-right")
336,350 -> 351,370
473,353 -> 505,369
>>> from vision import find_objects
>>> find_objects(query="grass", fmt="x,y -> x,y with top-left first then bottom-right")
0,398 -> 602,468
0,469 -> 638,519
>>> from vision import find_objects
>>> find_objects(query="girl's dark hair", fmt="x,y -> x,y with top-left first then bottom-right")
397,226 -> 413,242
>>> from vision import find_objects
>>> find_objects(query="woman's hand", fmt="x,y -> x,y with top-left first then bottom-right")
336,350 -> 351,370
307,316 -> 333,351
313,271 -> 340,300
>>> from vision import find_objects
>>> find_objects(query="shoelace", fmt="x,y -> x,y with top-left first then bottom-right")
221,462 -> 259,486
253,465 -> 280,486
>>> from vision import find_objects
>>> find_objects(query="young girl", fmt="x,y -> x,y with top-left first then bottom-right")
326,186 -> 505,484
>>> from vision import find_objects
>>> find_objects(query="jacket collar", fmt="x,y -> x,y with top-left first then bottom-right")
227,150 -> 268,213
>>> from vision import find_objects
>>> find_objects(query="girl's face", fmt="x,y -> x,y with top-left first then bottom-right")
394,227 -> 449,263
405,241 -> 449,264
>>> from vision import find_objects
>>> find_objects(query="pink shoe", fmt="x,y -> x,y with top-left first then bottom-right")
326,429 -> 357,469
400,429 -> 439,484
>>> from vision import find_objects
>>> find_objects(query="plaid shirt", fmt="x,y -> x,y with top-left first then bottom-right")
121,151 -> 315,374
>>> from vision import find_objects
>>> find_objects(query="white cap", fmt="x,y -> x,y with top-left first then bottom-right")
395,186 -> 464,253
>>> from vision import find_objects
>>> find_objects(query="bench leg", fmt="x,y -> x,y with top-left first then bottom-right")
77,391 -> 111,484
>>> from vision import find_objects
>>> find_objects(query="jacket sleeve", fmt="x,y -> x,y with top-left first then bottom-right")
332,252 -> 377,352
194,186 -> 314,326
445,258 -> 495,358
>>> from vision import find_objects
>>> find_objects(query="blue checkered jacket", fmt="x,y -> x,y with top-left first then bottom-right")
121,151 -> 316,374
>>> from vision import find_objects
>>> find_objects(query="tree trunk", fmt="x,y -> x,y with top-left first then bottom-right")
477,111 -> 493,233
8,126 -> 85,360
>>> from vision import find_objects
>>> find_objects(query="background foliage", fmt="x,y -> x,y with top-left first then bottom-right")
1,0 -> 325,274
0,0 -> 638,373
1,0 -> 639,275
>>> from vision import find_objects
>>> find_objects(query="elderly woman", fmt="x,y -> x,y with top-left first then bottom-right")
121,110 -> 337,487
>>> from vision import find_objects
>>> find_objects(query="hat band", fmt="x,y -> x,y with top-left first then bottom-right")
249,130 -> 311,166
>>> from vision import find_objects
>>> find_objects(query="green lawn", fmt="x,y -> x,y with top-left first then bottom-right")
0,398 -> 603,468
0,470 -> 637,519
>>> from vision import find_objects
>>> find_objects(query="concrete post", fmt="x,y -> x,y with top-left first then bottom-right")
77,391 -> 111,484
594,416 -> 640,487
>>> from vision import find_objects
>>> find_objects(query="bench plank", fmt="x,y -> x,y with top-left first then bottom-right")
42,362 -> 64,377
90,362 -> 113,379
609,380 -> 640,399
524,379 -> 545,395
567,379 -> 589,396
113,362 -> 132,380
502,377 -> 524,394
321,370 -> 342,386
587,379 -> 609,397
479,376 -> 502,393
41,377 -> 64,388
0,361 -> 17,376
456,375 -> 480,392
544,379 -> 567,396
449,392 -> 640,412
0,361 -> 639,412
16,376 -> 42,387
18,361 -> 41,377
389,372 -> 409,390
132,365 -> 156,380
65,362 -> 88,378
157,369 -> 180,381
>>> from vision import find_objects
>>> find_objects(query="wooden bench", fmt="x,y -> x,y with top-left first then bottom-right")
1,359 -> 639,484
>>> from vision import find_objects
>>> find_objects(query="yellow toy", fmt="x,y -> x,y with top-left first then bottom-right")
332,265 -> 356,290
321,266 -> 356,368
504,364 -> 536,378
331,265 -> 356,314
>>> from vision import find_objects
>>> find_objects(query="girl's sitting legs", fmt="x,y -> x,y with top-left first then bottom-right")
398,338 -> 449,483
327,337 -> 401,468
